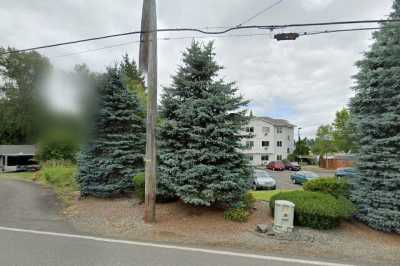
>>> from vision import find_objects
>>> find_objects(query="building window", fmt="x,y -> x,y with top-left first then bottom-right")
261,155 -> 269,161
277,127 -> 283,134
277,155 -> 283,160
262,141 -> 270,147
245,141 -> 254,148
287,148 -> 290,154
288,135 -> 290,141
262,127 -> 270,136
277,141 -> 282,147
246,127 -> 254,133
247,155 -> 254,161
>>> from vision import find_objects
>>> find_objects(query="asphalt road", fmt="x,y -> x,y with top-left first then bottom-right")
0,176 -> 353,266
0,228 -> 354,266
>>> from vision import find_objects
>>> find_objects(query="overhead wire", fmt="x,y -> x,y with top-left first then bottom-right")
1,19 -> 400,55
52,33 -> 272,59
51,25 -> 397,59
236,0 -> 284,26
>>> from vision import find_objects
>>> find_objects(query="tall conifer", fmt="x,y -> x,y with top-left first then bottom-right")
350,0 -> 400,232
158,42 -> 251,206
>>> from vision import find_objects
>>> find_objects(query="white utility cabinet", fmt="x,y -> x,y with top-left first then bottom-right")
273,200 -> 295,233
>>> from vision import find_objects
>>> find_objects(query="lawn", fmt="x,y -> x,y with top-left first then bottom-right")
0,171 -> 35,181
250,189 -> 293,201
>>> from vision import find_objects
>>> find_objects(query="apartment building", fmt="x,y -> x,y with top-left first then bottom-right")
242,116 -> 295,166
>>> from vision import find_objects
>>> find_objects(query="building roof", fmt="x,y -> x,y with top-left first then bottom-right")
0,145 -> 36,156
333,154 -> 356,161
254,116 -> 296,128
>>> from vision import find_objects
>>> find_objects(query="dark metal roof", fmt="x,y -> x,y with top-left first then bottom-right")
256,116 -> 296,128
0,145 -> 36,156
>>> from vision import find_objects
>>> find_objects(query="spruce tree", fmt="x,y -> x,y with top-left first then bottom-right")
158,41 -> 251,207
350,0 -> 400,232
77,66 -> 145,197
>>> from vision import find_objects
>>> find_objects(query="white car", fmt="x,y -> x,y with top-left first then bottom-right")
252,170 -> 277,190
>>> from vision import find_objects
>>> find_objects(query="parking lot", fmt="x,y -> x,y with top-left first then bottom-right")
257,166 -> 336,190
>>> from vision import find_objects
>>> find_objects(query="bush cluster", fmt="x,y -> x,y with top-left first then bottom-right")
133,172 -> 145,202
224,192 -> 255,222
304,178 -> 350,198
37,130 -> 79,163
40,160 -> 78,190
270,191 -> 355,229
223,208 -> 250,223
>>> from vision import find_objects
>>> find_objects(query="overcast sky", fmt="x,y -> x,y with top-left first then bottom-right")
0,0 -> 395,137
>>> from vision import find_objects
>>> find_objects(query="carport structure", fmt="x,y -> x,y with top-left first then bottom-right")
0,145 -> 36,172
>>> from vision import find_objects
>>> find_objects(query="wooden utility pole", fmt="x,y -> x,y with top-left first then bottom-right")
139,0 -> 157,223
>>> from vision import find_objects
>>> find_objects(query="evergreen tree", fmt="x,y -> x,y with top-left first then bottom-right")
350,0 -> 400,232
158,41 -> 251,207
77,67 -> 145,197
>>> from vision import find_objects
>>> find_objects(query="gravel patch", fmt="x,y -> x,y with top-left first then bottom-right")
64,196 -> 400,266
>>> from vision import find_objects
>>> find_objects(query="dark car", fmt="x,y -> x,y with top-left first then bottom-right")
335,167 -> 358,179
251,170 -> 277,190
266,161 -> 285,171
285,161 -> 301,171
16,159 -> 40,172
290,171 -> 319,185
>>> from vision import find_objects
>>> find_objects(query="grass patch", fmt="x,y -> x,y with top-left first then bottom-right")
250,189 -> 293,201
34,161 -> 78,205
0,171 -> 35,181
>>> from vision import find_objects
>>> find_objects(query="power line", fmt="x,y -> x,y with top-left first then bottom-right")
52,33 -> 273,59
300,26 -> 389,36
53,25 -> 395,59
1,19 -> 400,55
237,0 -> 284,26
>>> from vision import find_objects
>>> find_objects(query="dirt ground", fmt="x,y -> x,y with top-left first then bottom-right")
64,195 -> 400,266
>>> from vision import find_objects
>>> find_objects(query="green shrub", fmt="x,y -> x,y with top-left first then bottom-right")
40,161 -> 78,190
224,208 -> 250,223
230,191 -> 256,210
242,192 -> 256,209
304,178 -> 349,198
270,191 -> 355,230
37,130 -> 79,163
133,172 -> 145,202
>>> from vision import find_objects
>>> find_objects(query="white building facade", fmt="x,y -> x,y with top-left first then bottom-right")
241,117 -> 295,166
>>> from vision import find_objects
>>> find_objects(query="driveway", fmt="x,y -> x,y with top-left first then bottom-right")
0,176 -> 75,233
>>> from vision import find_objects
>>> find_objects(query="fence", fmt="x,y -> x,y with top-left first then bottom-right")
319,158 -> 353,170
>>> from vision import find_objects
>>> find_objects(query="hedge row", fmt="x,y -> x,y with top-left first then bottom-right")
303,178 -> 349,198
270,190 -> 355,229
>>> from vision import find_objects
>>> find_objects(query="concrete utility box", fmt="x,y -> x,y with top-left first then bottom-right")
273,200 -> 295,233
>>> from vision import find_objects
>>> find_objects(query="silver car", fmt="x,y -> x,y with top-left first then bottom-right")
252,170 -> 277,190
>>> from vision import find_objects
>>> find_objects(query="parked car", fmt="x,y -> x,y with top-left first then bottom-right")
335,167 -> 358,178
290,171 -> 319,185
285,161 -> 301,171
16,160 -> 40,172
266,161 -> 285,171
252,170 -> 276,190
